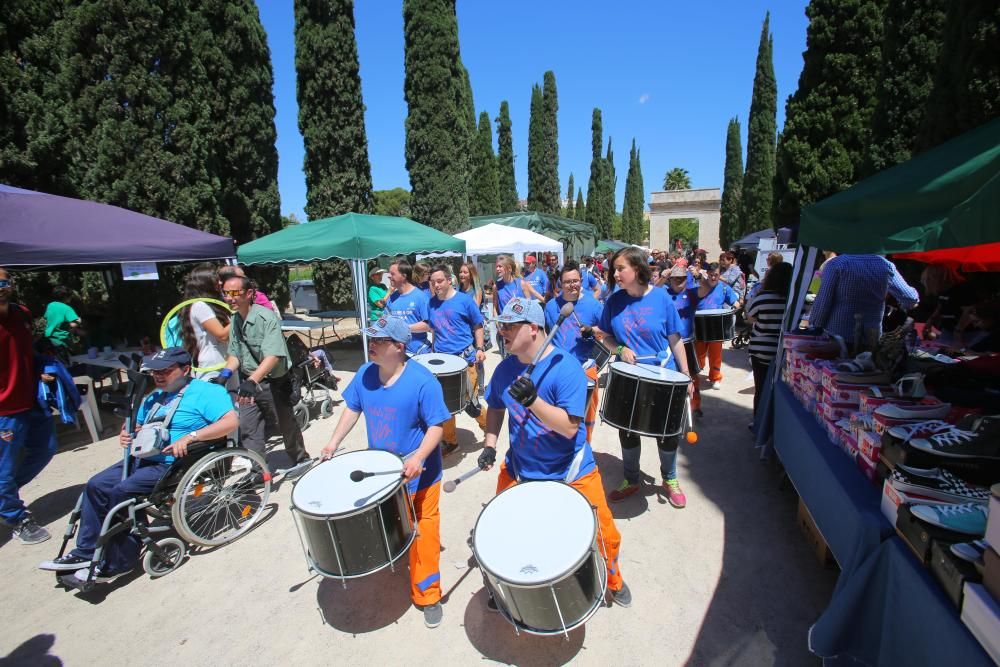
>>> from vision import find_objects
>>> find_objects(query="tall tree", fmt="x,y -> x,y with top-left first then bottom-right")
773,0 -> 886,228
662,167 -> 691,190
296,0 -> 374,309
916,1 -> 1000,151
403,0 -> 470,233
598,139 -> 617,238
526,83 -> 544,211
621,139 -> 644,244
635,147 -> 645,243
741,12 -> 777,236
574,187 -> 586,221
585,108 -> 605,234
864,0 -> 946,175
495,100 -> 519,211
373,188 -> 411,217
469,110 -> 500,215
540,70 -> 561,213
564,173 -> 574,217
719,117 -> 744,250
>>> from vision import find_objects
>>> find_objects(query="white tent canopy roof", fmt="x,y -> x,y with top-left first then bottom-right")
454,223 -> 564,264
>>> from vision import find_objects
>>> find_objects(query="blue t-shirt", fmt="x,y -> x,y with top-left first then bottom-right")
544,294 -> 604,365
581,271 -> 598,293
668,287 -> 699,340
494,278 -> 523,314
687,273 -> 699,289
600,286 -> 684,370
135,379 -> 235,464
697,283 -> 740,310
342,361 -> 452,493
429,291 -> 483,363
385,287 -> 430,354
485,349 -> 595,482
523,268 -> 549,299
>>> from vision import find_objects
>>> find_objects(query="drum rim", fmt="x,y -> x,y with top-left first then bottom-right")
411,352 -> 468,375
599,368 -> 689,438
291,451 -> 406,518
472,480 -> 597,587
607,361 -> 689,383
695,308 -> 735,316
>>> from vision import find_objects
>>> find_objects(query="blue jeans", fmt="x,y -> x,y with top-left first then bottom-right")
71,459 -> 169,573
619,431 -> 679,483
0,408 -> 57,524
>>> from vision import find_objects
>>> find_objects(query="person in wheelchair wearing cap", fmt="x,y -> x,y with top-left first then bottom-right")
38,347 -> 238,585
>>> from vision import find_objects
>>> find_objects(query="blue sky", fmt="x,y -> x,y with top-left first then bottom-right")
257,1 -> 810,222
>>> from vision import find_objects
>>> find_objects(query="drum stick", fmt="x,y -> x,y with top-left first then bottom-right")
442,466 -> 482,493
350,469 -> 403,482
524,302 -> 574,378
685,396 -> 698,444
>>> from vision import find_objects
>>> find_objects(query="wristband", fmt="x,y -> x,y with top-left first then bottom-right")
219,368 -> 233,379
616,344 -> 625,355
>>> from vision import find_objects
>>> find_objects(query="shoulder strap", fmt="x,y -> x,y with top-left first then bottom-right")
160,383 -> 190,431
236,311 -> 263,366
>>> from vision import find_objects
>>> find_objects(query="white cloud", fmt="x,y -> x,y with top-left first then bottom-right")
638,93 -> 650,104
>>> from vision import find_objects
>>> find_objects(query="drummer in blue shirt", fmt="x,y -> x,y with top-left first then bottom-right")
479,297 -> 631,609
320,317 -> 451,629
520,254 -> 548,301
694,262 -> 742,389
544,260 -> 604,443
598,247 -> 694,509
385,259 -> 431,354
427,264 -> 488,454
666,265 -> 704,417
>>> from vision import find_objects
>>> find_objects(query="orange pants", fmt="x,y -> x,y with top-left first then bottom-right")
496,464 -> 623,592
409,481 -> 442,605
443,365 -> 487,444
585,364 -> 599,443
695,341 -> 723,383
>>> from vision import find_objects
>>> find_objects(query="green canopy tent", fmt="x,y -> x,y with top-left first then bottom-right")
238,213 -> 466,360
469,212 -> 598,260
594,239 -> 628,255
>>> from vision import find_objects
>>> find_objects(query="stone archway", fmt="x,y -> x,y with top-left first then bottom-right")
648,188 -> 721,258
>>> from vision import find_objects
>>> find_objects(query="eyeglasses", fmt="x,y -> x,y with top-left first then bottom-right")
562,279 -> 582,285
0,279 -> 12,289
497,322 -> 525,332
368,337 -> 393,345
222,289 -> 246,298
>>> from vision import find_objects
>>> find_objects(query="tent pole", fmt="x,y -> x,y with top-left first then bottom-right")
352,259 -> 370,363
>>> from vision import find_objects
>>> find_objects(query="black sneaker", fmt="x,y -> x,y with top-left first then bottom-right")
423,602 -> 443,628
486,595 -> 500,613
909,424 -> 1000,460
39,554 -> 92,571
13,514 -> 50,545
889,464 -> 991,504
442,442 -> 459,456
611,582 -> 632,608
70,565 -> 129,584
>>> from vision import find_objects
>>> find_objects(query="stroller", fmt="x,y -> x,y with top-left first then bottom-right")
731,306 -> 752,349
285,334 -> 338,431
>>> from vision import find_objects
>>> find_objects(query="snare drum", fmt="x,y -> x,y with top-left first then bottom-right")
473,481 -> 607,637
600,362 -> 690,438
585,337 -> 612,371
290,450 -> 416,580
412,353 -> 468,414
694,308 -> 735,343
683,337 -> 701,375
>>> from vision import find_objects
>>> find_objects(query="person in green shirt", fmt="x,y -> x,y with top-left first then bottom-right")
44,286 -> 83,350
368,267 -> 389,322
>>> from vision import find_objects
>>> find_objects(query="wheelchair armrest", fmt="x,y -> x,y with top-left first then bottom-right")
184,438 -> 228,458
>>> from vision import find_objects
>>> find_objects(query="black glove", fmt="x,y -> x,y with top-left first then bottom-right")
477,447 -> 497,471
238,379 -> 261,399
580,325 -> 594,338
508,375 -> 537,407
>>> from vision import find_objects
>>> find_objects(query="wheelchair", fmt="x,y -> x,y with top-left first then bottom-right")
284,334 -> 337,432
52,439 -> 271,591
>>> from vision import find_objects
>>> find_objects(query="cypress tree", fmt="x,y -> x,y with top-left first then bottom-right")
773,0 -> 886,228
585,108 -> 604,232
456,61 -> 476,195
719,117 -> 744,250
540,70 -> 561,213
621,139 -> 639,244
574,188 -> 586,221
296,0 -> 374,309
916,1 -> 1000,151
601,139 -> 617,238
741,12 -> 777,235
526,83 -> 544,211
564,173 -> 574,217
635,147 -> 645,243
865,0 -> 946,174
495,100 -> 519,211
403,0 -> 470,233
469,110 -> 500,215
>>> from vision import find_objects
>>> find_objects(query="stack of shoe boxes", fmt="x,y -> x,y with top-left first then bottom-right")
960,484 -> 1000,662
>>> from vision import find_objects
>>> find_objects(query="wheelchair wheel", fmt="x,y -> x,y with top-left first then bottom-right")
294,403 -> 309,431
143,537 -> 186,578
319,398 -> 334,419
171,448 -> 271,548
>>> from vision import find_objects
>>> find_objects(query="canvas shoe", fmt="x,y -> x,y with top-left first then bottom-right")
611,582 -> 632,608
874,403 -> 951,420
663,479 -> 687,508
12,514 -> 50,545
910,503 -> 988,536
423,602 -> 443,629
883,420 -> 955,447
889,465 -> 990,505
608,479 -> 640,503
950,540 -> 989,569
38,554 -> 92,572
67,565 -> 130,585
909,425 -> 1000,461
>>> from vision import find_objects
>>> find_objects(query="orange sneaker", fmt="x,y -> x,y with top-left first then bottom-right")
608,479 -> 640,503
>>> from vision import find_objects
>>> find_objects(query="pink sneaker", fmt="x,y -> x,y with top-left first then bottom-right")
664,479 -> 687,508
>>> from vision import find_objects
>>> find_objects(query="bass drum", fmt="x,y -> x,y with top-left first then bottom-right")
412,353 -> 468,415
694,308 -> 735,343
600,362 -> 690,438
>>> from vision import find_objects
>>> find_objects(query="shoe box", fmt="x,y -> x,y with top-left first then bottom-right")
797,498 -> 836,569
961,583 -> 1000,664
856,447 -> 879,484
858,430 -> 881,461
896,504 -> 970,564
881,481 -> 950,526
984,547 -> 1000,605
930,540 -> 982,610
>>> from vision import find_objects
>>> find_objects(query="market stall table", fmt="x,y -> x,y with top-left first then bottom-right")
281,319 -> 336,348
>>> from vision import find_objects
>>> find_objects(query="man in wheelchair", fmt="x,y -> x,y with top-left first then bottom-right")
39,347 -> 238,586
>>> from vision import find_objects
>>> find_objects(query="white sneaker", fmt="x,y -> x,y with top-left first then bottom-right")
875,403 -> 951,420
230,456 -> 252,471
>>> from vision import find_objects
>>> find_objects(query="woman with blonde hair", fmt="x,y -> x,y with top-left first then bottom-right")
493,255 -> 523,357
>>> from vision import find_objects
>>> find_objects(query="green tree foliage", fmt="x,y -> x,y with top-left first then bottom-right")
585,108 -> 607,236
296,0 -> 374,309
469,110 -> 501,215
540,70 -> 561,213
564,173 -> 574,217
495,100 -> 519,212
373,188 -> 412,217
741,12 -> 777,236
773,0 -> 886,228
865,0 -> 946,175
621,139 -> 645,244
574,188 -> 586,221
403,0 -> 470,233
670,218 -> 700,247
662,167 -> 691,190
916,1 -> 1000,151
601,139 -> 617,237
720,117 -> 744,249
526,83 -> 544,211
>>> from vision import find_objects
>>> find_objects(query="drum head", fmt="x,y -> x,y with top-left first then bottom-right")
474,482 -> 595,585
292,450 -> 403,517
608,361 -> 688,383
412,353 -> 466,375
695,308 -> 734,316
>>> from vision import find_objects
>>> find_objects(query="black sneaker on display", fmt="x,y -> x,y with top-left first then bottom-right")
889,465 -> 991,505
909,423 -> 1000,460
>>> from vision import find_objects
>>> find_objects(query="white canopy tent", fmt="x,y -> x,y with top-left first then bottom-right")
454,223 -> 564,264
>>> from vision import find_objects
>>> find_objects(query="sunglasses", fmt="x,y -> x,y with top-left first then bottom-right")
0,279 -> 12,289
222,289 -> 246,298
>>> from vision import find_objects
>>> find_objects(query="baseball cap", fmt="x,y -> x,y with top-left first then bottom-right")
141,346 -> 192,372
525,255 -> 536,263
669,266 -> 688,278
495,297 -> 545,326
368,266 -> 386,278
365,316 -> 411,344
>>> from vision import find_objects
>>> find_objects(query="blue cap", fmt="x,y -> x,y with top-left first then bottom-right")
496,297 -> 545,326
141,346 -> 192,371
365,316 -> 411,344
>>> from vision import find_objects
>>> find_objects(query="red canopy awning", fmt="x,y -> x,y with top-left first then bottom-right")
894,241 -> 1000,272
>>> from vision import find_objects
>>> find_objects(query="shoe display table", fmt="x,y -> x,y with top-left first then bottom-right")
773,381 -> 992,665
